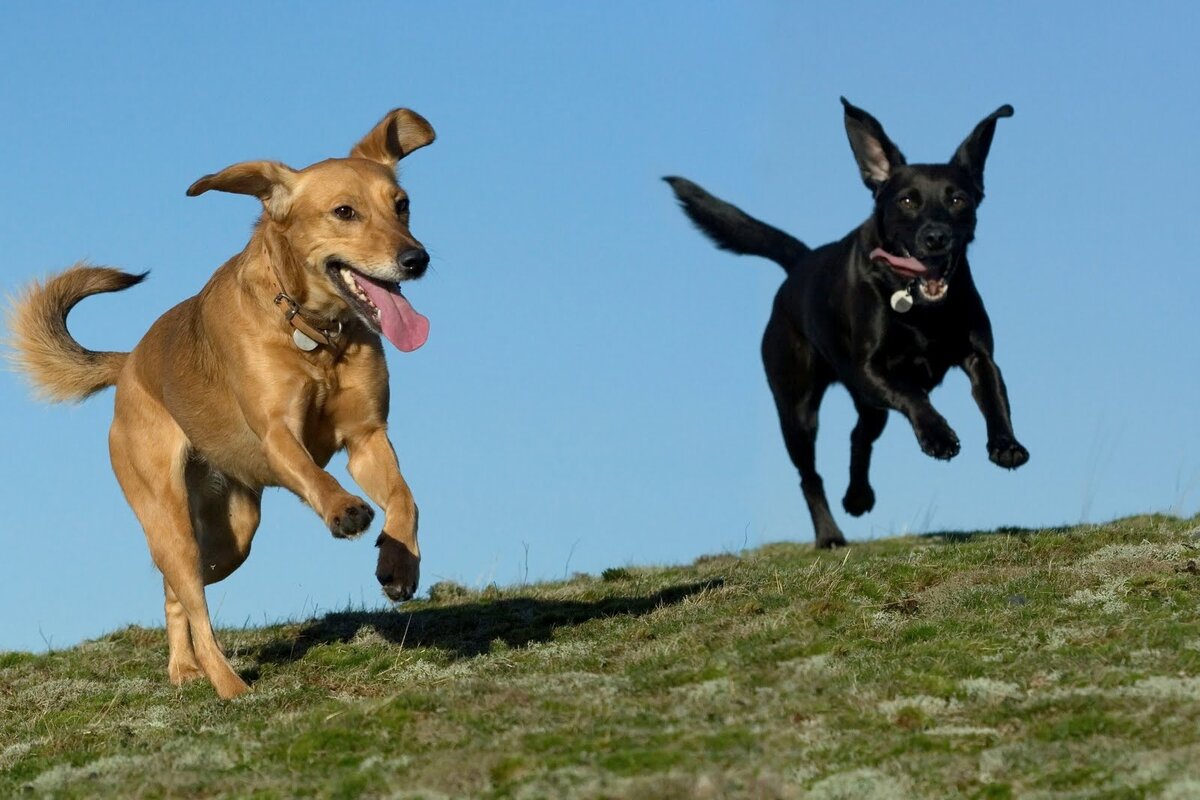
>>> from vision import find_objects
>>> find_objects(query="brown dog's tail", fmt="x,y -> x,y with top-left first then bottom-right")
5,264 -> 147,402
664,176 -> 810,272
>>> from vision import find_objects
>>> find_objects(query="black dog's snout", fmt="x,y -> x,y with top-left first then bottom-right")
399,248 -> 429,275
918,225 -> 952,253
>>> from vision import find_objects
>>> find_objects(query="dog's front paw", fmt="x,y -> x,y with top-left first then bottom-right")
842,483 -> 876,517
989,437 -> 1029,469
376,533 -> 420,602
328,497 -> 375,539
915,416 -> 960,461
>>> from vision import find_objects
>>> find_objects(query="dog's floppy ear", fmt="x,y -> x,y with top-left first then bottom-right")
349,109 -> 436,167
951,104 -> 1014,194
841,97 -> 906,192
186,161 -> 298,220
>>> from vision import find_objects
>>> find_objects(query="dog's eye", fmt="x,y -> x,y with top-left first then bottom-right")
898,195 -> 918,209
395,198 -> 409,216
948,194 -> 970,209
333,205 -> 357,221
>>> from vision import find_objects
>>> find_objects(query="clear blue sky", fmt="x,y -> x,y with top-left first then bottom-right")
2,2 -> 1197,652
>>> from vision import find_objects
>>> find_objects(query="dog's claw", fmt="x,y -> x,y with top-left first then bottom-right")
923,437 -> 960,460
989,439 -> 1029,470
330,500 -> 375,539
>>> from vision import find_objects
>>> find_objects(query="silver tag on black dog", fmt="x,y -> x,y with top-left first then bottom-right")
890,289 -> 914,313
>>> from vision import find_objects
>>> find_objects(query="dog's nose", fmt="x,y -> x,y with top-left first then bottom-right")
919,225 -> 952,253
398,248 -> 429,275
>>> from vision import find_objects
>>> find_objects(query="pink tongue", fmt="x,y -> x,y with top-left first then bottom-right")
352,275 -> 430,352
869,247 -> 927,277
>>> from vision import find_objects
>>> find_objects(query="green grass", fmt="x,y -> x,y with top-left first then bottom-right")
3,514 -> 1200,798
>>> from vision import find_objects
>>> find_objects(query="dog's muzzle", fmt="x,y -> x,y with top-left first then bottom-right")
870,246 -> 952,305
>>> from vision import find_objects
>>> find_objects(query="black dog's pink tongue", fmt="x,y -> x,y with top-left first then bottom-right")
352,275 -> 430,352
870,247 -> 928,278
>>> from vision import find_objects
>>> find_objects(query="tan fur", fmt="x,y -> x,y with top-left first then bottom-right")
6,265 -> 146,402
7,108 -> 437,699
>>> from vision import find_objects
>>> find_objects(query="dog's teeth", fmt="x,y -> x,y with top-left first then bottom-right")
918,279 -> 948,301
339,266 -> 376,308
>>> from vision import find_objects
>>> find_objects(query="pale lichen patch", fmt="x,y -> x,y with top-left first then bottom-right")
26,755 -> 150,792
1066,578 -> 1129,614
1081,541 -> 1184,565
878,694 -> 961,717
926,725 -> 1001,737
807,767 -> 913,800
960,677 -> 1022,702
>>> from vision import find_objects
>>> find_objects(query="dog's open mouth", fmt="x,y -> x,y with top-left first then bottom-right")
918,278 -> 947,300
870,247 -> 951,303
328,261 -> 430,352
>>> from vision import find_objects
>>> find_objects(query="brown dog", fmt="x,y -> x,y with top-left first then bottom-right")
7,109 -> 438,698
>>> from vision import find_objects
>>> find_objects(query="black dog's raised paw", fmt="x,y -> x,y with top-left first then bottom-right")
330,500 -> 375,539
916,419 -> 960,461
842,483 -> 876,517
989,438 -> 1029,469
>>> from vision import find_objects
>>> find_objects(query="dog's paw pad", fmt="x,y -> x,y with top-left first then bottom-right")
989,440 -> 1029,470
330,501 -> 375,539
917,423 -> 960,461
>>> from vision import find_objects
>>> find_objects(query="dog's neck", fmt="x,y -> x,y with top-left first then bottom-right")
246,228 -> 350,353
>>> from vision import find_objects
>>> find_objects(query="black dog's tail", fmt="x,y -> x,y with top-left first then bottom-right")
664,176 -> 809,272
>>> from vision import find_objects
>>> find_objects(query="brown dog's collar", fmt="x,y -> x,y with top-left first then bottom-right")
273,292 -> 343,351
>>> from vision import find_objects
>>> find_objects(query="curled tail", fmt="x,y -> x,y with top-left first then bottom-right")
6,264 -> 147,402
664,176 -> 809,272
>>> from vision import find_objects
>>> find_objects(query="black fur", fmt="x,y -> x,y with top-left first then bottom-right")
666,98 -> 1027,548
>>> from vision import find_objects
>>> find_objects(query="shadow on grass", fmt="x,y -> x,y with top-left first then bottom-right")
251,578 -> 723,669
920,525 -> 1072,543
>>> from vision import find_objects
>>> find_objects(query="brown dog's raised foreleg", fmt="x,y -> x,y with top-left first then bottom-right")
260,423 -> 377,538
346,427 -> 420,601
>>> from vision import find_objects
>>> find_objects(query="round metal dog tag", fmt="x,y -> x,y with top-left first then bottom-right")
890,289 -> 914,313
292,329 -> 319,351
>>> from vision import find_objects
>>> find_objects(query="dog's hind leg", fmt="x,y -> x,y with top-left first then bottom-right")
763,315 -> 845,548
843,399 -> 888,516
162,579 -> 203,684
161,461 -> 262,684
110,383 -> 250,699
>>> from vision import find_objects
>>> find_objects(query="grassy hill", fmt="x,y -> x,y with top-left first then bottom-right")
3,514 -> 1200,799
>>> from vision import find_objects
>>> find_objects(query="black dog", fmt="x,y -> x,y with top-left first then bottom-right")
666,97 -> 1028,548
